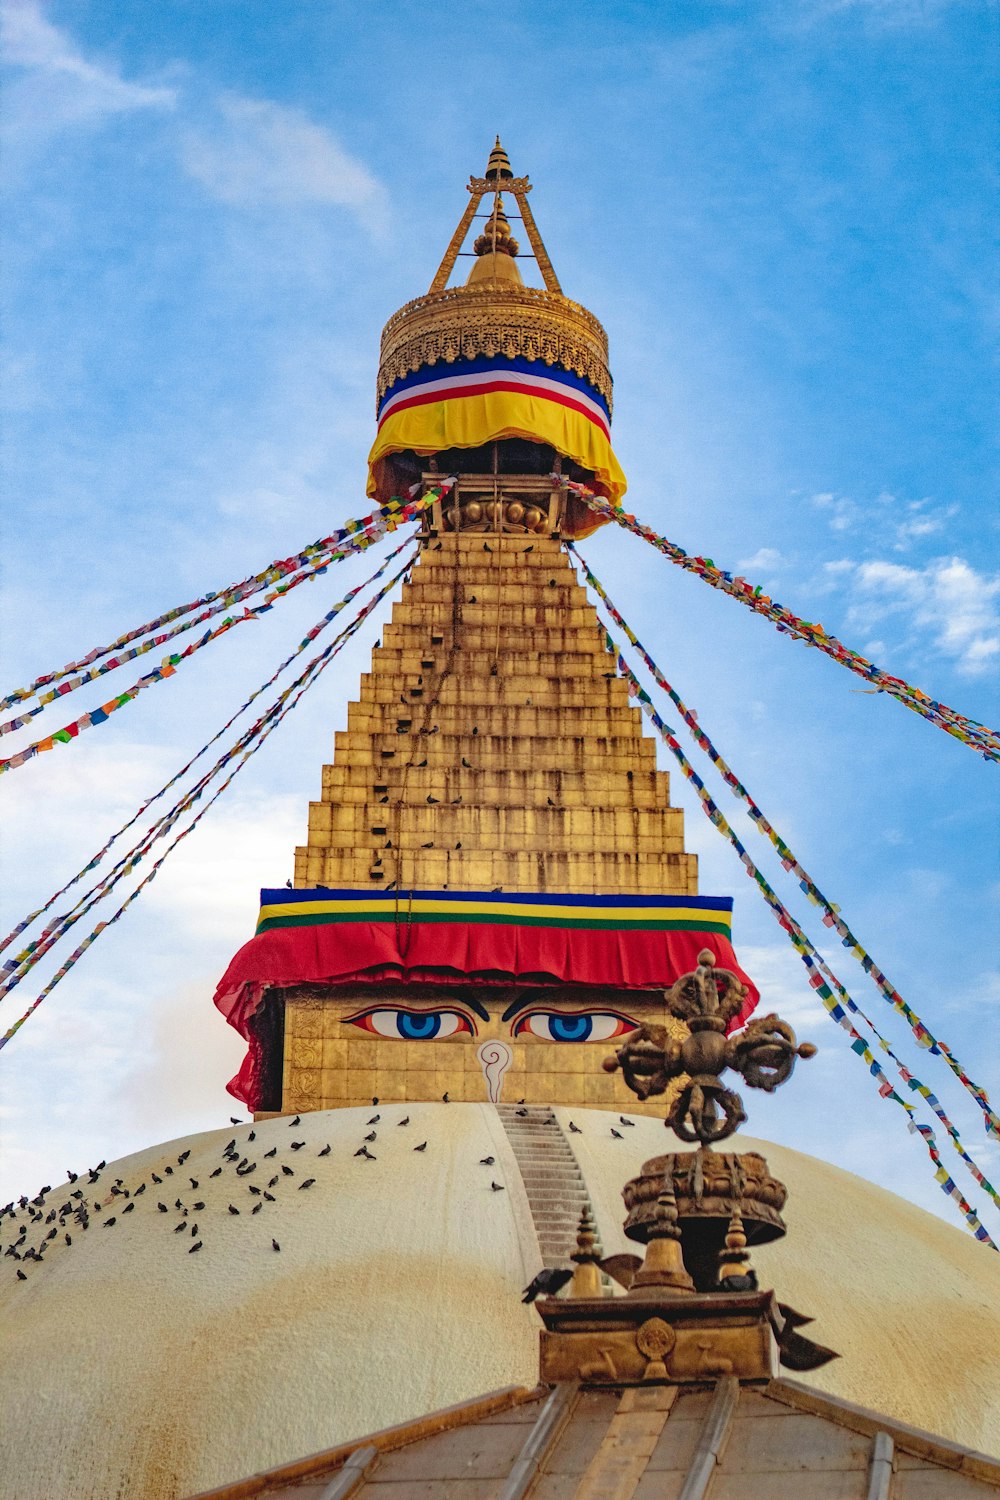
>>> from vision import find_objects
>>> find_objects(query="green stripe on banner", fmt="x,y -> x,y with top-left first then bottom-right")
255,912 -> 734,936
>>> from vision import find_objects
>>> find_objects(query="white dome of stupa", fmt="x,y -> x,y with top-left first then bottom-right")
1,1104 -> 997,1500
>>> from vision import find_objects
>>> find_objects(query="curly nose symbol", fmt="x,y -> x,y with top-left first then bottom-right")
477,1040 -> 513,1103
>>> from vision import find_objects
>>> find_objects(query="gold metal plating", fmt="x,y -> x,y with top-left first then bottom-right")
376,283 -> 613,411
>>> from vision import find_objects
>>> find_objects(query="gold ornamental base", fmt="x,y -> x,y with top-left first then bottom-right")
537,1289 -> 780,1387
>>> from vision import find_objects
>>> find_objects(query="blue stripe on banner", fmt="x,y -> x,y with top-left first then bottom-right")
378,354 -> 611,420
259,886 -> 734,913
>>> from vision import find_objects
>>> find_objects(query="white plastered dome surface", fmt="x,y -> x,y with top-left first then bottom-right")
1,1104 -> 997,1500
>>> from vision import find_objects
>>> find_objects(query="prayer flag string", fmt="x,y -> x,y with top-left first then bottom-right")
0,540 -> 417,986
0,488 -> 444,775
569,543 -> 1000,1145
0,556 -> 416,1050
555,478 -> 1000,762
0,487 -> 444,716
587,607 -> 997,1245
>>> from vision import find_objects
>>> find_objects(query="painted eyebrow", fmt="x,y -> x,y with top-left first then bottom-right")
342,996 -> 492,1023
501,992 -> 553,1022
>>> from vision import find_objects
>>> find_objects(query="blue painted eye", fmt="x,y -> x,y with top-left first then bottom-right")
344,1007 -> 475,1039
513,1011 -> 638,1042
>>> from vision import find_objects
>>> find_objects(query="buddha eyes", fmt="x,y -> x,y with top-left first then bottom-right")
344,1007 -> 476,1039
512,1011 -> 638,1042
342,1007 -> 638,1042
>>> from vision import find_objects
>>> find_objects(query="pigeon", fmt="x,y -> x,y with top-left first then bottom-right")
151,1172 -> 162,1184
16,1269 -> 27,1280
521,1267 -> 573,1303
364,1131 -> 377,1142
483,542 -> 492,552
157,1203 -> 168,1213
398,1117 -> 410,1127
619,1116 -> 635,1127
472,726 -> 479,736
372,1098 -> 379,1105
298,1179 -> 316,1190
427,795 -> 439,804
719,1271 -> 758,1293
178,1151 -> 191,1163
368,1114 -> 380,1125
189,1241 -> 203,1254
523,544 -> 533,553
263,1192 -> 275,1203
104,1218 -> 117,1228
248,1185 -> 261,1196
414,1142 -> 428,1152
281,1166 -> 295,1177
461,757 -> 472,768
228,1205 -> 240,1216
264,1148 -> 277,1158
490,1181 -> 505,1192
442,1093 -> 449,1103
252,1203 -> 263,1215
289,1116 -> 301,1126
173,1222 -> 186,1234
210,1168 -> 222,1179
230,1117 -> 242,1125
248,1130 -> 256,1142
515,1108 -> 528,1118
355,1147 -> 376,1161
66,1170 -> 78,1183
415,758 -> 428,768
568,1121 -> 582,1134
318,1145 -> 332,1156
421,841 -> 434,848
272,1240 -> 281,1252
268,1177 -> 279,1188
189,1178 -> 199,1189
290,1141 -> 305,1151
123,1203 -> 135,1214
547,797 -> 555,806
611,1128 -> 624,1139
479,1156 -> 495,1166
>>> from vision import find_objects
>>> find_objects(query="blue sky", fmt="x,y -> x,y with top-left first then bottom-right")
1,0 -> 998,1244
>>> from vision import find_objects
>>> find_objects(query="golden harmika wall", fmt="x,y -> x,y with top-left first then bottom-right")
281,989 -> 687,1116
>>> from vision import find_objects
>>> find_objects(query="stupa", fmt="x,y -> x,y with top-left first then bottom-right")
1,143 -> 998,1500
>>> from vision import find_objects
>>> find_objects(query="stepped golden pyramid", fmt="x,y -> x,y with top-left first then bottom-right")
1,142 -> 998,1500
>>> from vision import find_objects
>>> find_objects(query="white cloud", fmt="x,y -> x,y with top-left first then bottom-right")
736,546 -> 784,572
811,490 -> 962,554
180,94 -> 388,238
1,0 -> 176,122
838,555 -> 1000,675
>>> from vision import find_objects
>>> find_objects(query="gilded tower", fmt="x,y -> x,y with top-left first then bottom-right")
215,142 -> 757,1120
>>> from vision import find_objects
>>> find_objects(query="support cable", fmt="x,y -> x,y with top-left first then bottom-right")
569,543 -> 1000,1145
0,536 -> 415,965
584,596 -> 997,1245
0,552 -> 416,1032
555,478 -> 999,762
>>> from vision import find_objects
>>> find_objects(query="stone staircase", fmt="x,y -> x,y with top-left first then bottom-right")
496,1104 -> 593,1268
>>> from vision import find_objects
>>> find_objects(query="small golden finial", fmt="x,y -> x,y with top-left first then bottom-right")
472,197 -> 519,259
569,1205 -> 605,1298
629,1171 -> 695,1296
485,136 -> 513,183
717,1207 -> 758,1292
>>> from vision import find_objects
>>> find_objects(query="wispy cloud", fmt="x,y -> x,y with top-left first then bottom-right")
825,554 -> 1000,675
180,94 -> 389,239
1,0 -> 176,125
811,490 -> 958,551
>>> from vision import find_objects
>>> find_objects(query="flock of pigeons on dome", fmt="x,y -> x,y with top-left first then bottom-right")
1,1103 -> 644,1287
